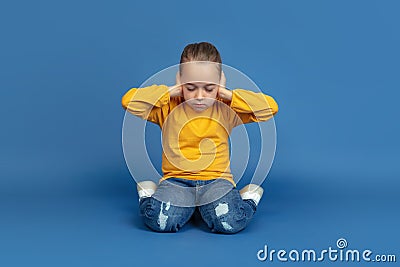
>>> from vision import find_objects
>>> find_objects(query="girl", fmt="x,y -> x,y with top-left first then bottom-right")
121,42 -> 279,233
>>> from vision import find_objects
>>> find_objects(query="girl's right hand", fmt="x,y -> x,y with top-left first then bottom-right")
168,72 -> 183,97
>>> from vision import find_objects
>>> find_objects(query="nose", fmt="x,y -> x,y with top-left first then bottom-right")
195,89 -> 204,100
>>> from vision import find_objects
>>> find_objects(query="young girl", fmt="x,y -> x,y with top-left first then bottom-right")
121,42 -> 279,234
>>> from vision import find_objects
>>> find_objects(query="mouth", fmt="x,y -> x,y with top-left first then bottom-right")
194,103 -> 206,107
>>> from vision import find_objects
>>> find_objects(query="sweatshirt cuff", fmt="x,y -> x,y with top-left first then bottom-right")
230,89 -> 258,113
153,84 -> 170,107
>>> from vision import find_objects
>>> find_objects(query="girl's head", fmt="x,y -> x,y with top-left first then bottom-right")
179,42 -> 223,112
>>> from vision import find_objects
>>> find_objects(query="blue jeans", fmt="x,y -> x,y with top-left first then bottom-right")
139,178 -> 257,234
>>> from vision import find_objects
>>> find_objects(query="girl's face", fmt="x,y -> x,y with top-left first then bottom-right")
180,62 -> 220,112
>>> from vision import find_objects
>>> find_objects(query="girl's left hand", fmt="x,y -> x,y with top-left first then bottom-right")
217,71 -> 232,101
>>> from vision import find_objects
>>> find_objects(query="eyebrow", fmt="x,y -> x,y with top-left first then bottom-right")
185,83 -> 216,87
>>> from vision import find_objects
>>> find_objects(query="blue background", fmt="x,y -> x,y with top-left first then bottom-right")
1,0 -> 399,266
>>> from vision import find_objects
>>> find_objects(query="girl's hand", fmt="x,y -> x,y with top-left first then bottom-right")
217,71 -> 232,101
168,72 -> 183,97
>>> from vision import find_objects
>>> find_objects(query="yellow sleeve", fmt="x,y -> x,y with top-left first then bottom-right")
121,84 -> 171,126
229,89 -> 279,126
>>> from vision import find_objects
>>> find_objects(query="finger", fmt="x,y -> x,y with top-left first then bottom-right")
219,74 -> 226,89
220,71 -> 226,83
176,71 -> 181,85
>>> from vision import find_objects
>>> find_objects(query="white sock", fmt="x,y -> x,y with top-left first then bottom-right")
240,184 -> 264,206
137,181 -> 157,202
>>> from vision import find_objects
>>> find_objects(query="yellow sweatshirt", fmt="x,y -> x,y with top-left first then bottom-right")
121,84 -> 278,187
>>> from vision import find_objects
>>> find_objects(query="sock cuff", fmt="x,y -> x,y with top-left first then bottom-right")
138,188 -> 155,200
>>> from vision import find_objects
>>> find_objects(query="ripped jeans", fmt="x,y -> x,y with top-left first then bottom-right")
139,177 -> 257,234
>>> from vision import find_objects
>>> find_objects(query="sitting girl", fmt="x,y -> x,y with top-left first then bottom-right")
121,42 -> 279,234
